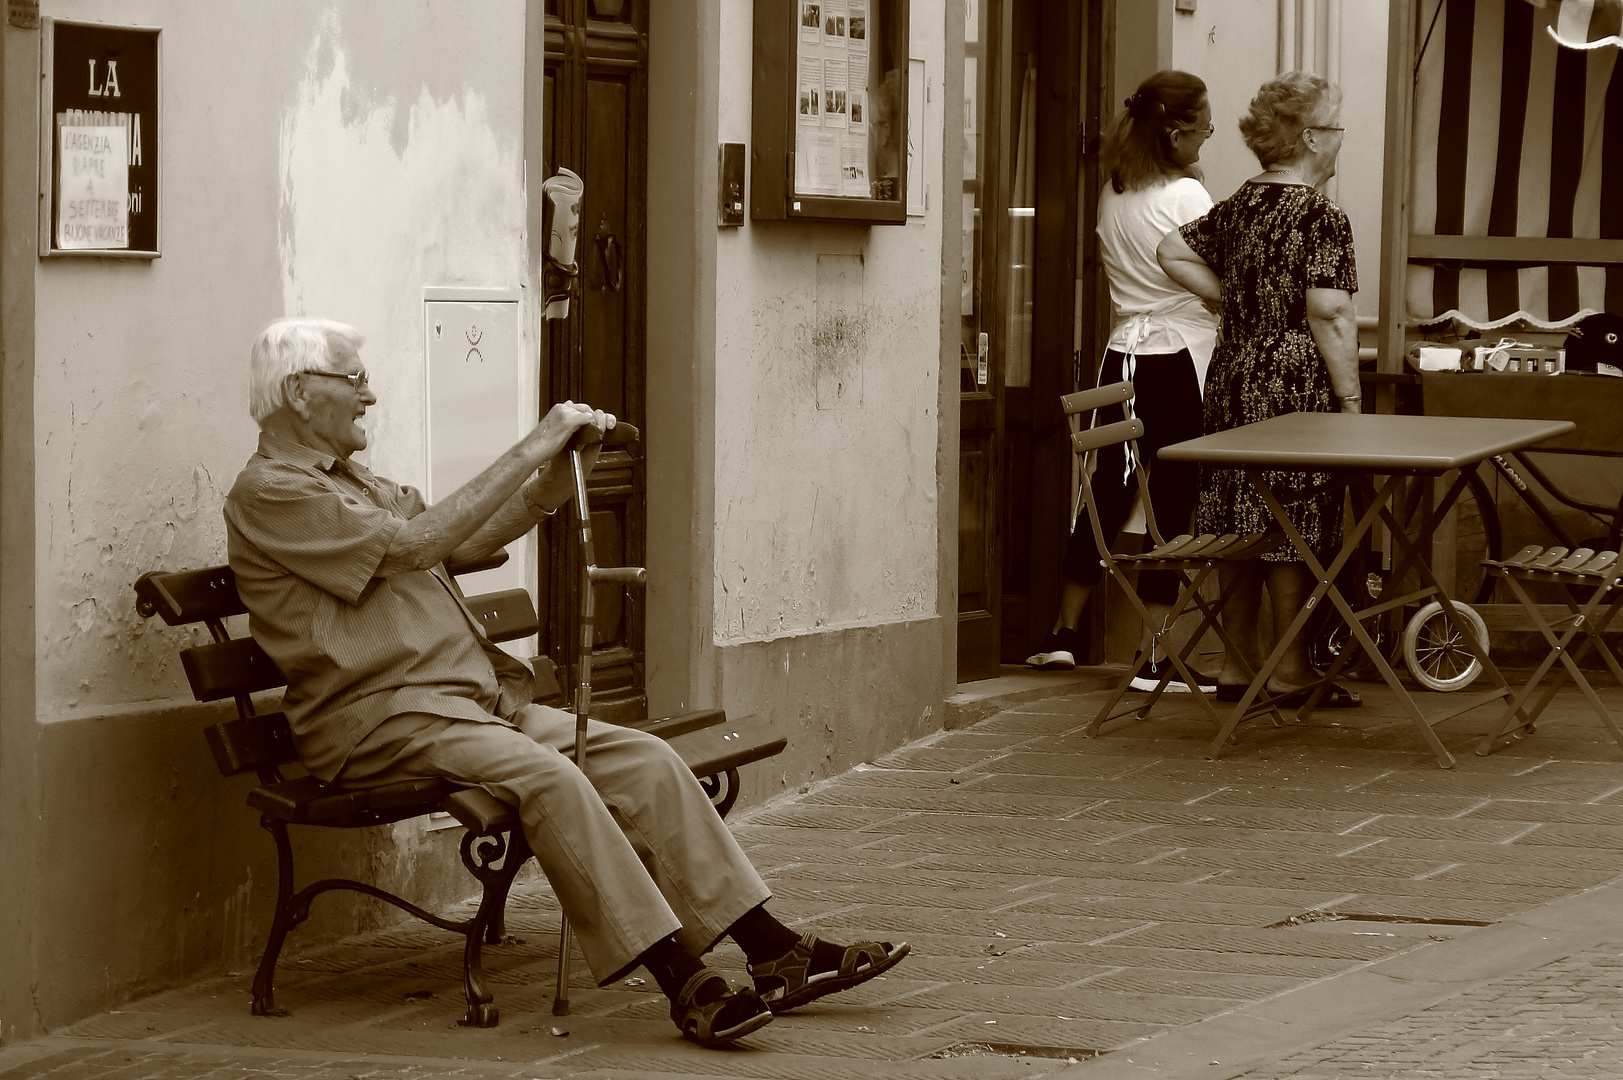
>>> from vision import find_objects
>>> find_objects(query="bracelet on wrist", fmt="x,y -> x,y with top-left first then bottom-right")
520,477 -> 559,519
1339,393 -> 1362,403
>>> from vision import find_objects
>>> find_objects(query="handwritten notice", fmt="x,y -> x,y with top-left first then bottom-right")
56,123 -> 128,250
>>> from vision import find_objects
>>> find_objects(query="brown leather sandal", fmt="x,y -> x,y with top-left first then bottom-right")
669,967 -> 773,1046
747,932 -> 912,1013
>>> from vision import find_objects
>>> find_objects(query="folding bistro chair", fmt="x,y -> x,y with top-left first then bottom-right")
1477,544 -> 1623,754
1067,382 -> 1287,737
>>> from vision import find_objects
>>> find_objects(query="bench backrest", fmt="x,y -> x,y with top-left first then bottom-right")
135,562 -> 544,784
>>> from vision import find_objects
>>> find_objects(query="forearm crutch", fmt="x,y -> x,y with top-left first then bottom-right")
553,421 -> 643,1016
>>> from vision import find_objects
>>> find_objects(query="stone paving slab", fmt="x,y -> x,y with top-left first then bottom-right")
8,680 -> 1623,1080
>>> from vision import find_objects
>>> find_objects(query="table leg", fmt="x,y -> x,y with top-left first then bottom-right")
1211,469 -> 1460,768
1206,471 -> 1404,759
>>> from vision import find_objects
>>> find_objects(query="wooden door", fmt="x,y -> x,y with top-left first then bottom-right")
998,0 -> 1095,665
537,0 -> 648,723
958,0 -> 1014,682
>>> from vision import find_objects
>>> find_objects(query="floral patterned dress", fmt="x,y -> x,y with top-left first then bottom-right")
1178,181 -> 1358,563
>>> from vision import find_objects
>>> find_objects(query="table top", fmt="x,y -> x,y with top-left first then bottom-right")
1159,412 -> 1576,472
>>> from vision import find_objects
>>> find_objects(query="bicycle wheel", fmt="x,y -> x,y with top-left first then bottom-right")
1457,469 -> 1501,605
1391,471 -> 1501,606
1402,600 -> 1488,692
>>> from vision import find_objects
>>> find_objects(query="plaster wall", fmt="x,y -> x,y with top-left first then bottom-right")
707,0 -> 949,785
713,0 -> 943,641
17,0 -> 535,1032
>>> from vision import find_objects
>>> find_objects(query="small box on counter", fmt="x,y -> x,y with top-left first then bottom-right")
1469,345 -> 1565,373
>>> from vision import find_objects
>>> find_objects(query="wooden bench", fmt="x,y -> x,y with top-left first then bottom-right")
132,557 -> 786,1028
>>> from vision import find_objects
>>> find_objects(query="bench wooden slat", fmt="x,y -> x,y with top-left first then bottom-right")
134,566 -> 247,625
467,589 -> 539,643
247,774 -> 457,826
673,723 -> 790,779
182,637 -> 287,701
621,708 -> 726,740
204,713 -> 298,776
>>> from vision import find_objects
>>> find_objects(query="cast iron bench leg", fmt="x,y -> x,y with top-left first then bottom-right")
251,817 -> 299,1017
457,827 -> 532,1027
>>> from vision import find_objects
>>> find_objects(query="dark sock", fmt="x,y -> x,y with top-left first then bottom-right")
728,906 -> 801,966
729,906 -> 856,975
640,937 -> 707,1003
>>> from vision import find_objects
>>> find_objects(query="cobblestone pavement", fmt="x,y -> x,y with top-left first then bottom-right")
1237,943 -> 1623,1079
5,676 -> 1623,1080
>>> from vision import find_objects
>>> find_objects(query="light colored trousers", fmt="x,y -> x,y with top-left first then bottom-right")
339,703 -> 770,984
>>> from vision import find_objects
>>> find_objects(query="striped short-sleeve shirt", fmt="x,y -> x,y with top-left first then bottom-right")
224,433 -> 535,782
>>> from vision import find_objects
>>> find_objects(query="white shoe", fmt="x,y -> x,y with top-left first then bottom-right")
1130,674 -> 1216,694
1026,630 -> 1078,671
1026,648 -> 1076,670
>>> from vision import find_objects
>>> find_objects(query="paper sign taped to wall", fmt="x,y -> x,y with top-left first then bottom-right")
56,123 -> 128,249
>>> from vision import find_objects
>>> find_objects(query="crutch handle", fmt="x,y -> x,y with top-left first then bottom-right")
565,420 -> 640,451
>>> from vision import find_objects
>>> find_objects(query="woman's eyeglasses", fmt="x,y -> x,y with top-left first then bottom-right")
1306,125 -> 1345,133
1176,124 -> 1216,138
302,369 -> 370,391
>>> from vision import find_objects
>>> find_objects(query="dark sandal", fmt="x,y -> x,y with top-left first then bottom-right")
747,932 -> 912,1014
670,967 -> 773,1046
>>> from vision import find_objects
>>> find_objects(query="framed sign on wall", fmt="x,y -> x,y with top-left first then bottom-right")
37,18 -> 160,258
751,0 -> 910,224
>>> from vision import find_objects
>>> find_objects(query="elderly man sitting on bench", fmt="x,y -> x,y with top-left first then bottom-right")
224,316 -> 908,1045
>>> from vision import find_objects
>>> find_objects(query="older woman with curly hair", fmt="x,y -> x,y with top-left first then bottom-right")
1155,71 -> 1363,708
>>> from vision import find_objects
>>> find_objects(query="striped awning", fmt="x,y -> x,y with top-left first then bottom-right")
1408,0 -> 1623,329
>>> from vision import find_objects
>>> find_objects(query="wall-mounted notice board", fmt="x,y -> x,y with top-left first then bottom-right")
38,18 -> 160,258
751,0 -> 910,224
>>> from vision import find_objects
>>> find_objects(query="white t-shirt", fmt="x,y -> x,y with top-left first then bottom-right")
1097,175 -> 1220,386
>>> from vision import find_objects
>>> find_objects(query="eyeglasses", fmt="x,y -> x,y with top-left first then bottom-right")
1176,124 -> 1216,138
301,368 -> 370,391
1305,125 -> 1345,133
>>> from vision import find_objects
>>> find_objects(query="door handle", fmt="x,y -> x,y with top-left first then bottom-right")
596,231 -> 624,292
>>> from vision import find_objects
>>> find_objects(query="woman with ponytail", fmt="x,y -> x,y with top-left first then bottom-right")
1026,70 -> 1218,685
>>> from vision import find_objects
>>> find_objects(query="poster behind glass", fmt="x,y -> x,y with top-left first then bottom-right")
793,0 -> 900,201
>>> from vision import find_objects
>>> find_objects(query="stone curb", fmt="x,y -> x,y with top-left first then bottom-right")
1056,868 -> 1623,1079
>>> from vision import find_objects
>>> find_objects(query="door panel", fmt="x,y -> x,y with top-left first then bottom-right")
540,0 -> 648,723
957,0 -> 1010,683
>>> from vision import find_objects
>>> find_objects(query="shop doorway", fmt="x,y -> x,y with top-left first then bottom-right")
532,0 -> 648,722
958,0 -> 1106,681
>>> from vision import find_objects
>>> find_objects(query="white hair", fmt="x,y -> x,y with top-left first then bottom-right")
248,316 -> 365,423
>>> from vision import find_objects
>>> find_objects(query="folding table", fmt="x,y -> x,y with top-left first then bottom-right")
1159,412 -> 1575,768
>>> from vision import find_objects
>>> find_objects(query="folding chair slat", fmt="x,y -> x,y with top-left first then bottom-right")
1531,547 -> 1571,570
1142,534 -> 1202,559
1493,544 -> 1546,571
1071,417 -> 1144,455
1577,551 -> 1620,577
1061,380 -> 1133,417
1556,548 -> 1596,573
1180,533 -> 1240,558
1221,531 -> 1286,560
